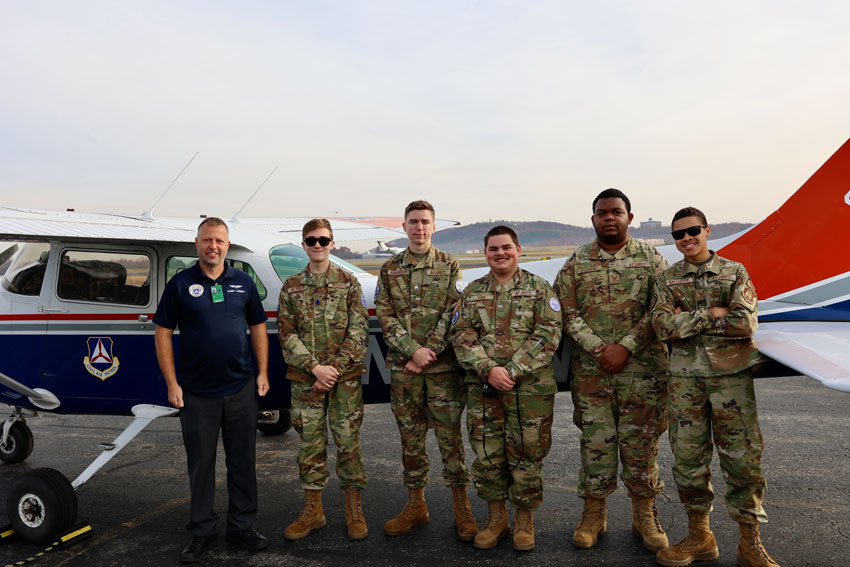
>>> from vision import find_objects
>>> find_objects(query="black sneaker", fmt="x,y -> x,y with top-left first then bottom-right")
226,527 -> 268,551
181,534 -> 218,563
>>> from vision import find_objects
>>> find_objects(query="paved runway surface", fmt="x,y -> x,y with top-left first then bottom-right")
0,375 -> 847,566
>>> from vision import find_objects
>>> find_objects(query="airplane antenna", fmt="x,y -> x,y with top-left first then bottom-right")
230,166 -> 278,223
142,152 -> 199,219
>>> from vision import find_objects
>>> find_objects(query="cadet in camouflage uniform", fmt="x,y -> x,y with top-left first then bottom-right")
376,200 -> 477,541
552,188 -> 669,552
277,219 -> 369,541
652,207 -> 779,567
451,225 -> 561,551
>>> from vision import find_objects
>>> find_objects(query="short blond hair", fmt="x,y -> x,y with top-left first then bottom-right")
302,218 -> 333,240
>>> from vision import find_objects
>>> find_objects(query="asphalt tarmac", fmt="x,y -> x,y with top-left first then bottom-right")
0,375 -> 847,567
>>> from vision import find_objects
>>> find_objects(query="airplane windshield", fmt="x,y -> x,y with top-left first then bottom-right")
1,242 -> 51,296
269,244 -> 366,283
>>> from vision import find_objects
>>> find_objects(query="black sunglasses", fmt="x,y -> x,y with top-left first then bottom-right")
304,236 -> 332,247
671,225 -> 706,240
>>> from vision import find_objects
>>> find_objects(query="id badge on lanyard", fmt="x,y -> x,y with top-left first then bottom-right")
211,284 -> 224,303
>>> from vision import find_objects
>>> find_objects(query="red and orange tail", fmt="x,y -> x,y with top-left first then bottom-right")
719,138 -> 850,299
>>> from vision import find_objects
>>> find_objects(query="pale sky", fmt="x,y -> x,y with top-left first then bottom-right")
2,1 -> 849,227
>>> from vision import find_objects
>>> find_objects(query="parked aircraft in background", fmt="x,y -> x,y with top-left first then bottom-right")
363,240 -> 405,257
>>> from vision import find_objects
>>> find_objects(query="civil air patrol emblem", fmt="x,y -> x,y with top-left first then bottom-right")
361,294 -> 368,308
84,337 -> 120,381
374,284 -> 380,299
455,279 -> 467,294
189,284 -> 204,297
548,298 -> 561,312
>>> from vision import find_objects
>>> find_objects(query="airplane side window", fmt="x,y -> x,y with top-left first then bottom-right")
269,244 -> 367,284
1,243 -> 50,296
58,250 -> 151,306
165,256 -> 268,301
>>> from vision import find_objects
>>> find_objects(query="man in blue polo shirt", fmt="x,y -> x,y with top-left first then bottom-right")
154,217 -> 270,563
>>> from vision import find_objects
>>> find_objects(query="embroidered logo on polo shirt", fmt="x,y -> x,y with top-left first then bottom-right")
189,284 -> 204,297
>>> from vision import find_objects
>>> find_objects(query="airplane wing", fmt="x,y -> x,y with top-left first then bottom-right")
0,206 -> 196,243
755,322 -> 850,393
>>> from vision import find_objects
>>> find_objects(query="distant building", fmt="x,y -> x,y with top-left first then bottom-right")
639,218 -> 662,230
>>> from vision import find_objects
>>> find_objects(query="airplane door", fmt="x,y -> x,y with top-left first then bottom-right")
41,245 -> 163,413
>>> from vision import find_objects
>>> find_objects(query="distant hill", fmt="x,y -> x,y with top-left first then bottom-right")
389,220 -> 752,254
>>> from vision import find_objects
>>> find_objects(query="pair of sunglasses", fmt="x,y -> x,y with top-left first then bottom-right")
304,236 -> 332,247
671,225 -> 706,240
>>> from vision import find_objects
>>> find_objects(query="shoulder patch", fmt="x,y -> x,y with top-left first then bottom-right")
361,294 -> 368,308
455,279 -> 467,294
374,283 -> 380,299
451,308 -> 460,326
548,297 -> 561,312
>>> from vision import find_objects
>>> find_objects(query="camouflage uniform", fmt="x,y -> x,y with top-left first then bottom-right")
375,246 -> 469,489
553,236 -> 669,499
451,269 -> 561,510
652,252 -> 768,524
278,264 -> 369,490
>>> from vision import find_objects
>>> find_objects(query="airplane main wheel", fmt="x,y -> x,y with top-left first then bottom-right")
257,409 -> 291,436
0,421 -> 34,464
7,468 -> 78,544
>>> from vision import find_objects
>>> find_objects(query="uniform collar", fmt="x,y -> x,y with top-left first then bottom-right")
302,263 -> 343,285
191,261 -> 232,283
485,268 -> 524,292
590,235 -> 637,260
683,251 -> 719,275
402,246 -> 435,268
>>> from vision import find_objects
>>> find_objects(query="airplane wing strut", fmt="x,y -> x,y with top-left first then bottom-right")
71,404 -> 178,489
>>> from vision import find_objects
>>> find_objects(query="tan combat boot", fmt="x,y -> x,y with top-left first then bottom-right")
344,486 -> 368,540
512,509 -> 535,551
383,488 -> 429,536
473,499 -> 509,549
572,497 -> 606,548
656,512 -> 719,566
737,523 -> 780,567
451,486 -> 478,542
632,496 -> 669,551
284,489 -> 326,540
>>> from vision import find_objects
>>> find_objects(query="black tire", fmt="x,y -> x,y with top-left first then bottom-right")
7,467 -> 78,544
0,421 -> 34,464
257,409 -> 291,436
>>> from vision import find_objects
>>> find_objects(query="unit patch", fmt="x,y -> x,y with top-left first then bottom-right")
374,284 -> 380,299
456,279 -> 467,294
84,337 -> 120,381
361,294 -> 368,308
189,284 -> 204,297
451,309 -> 460,326
548,298 -> 561,312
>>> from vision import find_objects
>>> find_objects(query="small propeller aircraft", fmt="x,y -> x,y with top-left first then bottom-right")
1,137 -> 849,544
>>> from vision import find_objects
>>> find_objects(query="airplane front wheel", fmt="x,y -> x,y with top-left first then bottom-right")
7,468 -> 78,544
0,421 -> 34,464
257,409 -> 291,436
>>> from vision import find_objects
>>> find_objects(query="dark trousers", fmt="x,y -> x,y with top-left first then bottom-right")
180,380 -> 259,536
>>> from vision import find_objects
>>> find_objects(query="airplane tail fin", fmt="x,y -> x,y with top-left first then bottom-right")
718,138 -> 850,299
